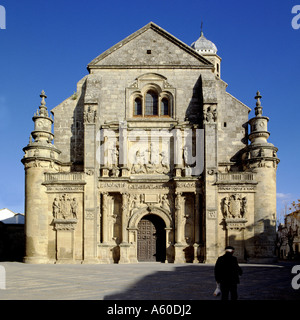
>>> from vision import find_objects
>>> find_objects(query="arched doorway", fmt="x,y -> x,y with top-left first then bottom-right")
137,214 -> 166,262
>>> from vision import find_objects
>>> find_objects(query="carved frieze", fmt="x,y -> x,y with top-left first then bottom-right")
53,218 -> 77,231
47,185 -> 84,192
218,185 -> 256,193
225,218 -> 247,231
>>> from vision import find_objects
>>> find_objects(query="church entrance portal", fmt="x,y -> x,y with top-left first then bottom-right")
137,214 -> 166,262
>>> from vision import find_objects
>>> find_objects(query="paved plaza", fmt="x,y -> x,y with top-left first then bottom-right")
0,261 -> 299,300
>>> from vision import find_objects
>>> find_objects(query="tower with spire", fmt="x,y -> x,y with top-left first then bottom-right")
22,91 -> 61,263
243,91 -> 280,262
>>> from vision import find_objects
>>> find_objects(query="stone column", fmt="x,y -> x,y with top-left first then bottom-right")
165,227 -> 172,263
121,193 -> 129,243
119,121 -> 130,177
23,165 -> 49,263
174,192 -> 186,263
193,192 -> 200,263
102,192 -> 108,243
98,192 -> 112,263
174,128 -> 183,177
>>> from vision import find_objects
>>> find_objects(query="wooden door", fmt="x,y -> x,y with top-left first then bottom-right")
137,218 -> 156,261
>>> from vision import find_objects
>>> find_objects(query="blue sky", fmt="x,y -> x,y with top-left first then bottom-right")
0,0 -> 299,221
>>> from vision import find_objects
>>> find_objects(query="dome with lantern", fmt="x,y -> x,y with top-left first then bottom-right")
191,31 -> 218,54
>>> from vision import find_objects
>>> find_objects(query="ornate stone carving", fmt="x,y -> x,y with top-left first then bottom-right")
225,218 -> 247,230
221,194 -> 247,219
53,219 -> 77,231
52,194 -> 78,220
207,210 -> 217,219
160,194 -> 170,211
130,144 -> 170,175
84,106 -> 97,124
203,106 -> 217,123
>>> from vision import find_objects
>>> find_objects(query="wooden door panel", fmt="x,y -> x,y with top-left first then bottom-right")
137,218 -> 156,261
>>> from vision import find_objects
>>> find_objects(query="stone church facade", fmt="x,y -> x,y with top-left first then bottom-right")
22,22 -> 279,264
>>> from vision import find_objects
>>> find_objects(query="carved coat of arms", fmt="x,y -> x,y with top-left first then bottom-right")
222,194 -> 247,219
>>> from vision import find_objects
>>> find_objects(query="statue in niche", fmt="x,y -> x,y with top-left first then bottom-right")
84,106 -> 97,123
109,146 -> 119,168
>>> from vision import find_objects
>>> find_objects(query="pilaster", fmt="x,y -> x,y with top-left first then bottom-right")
203,103 -> 218,263
83,103 -> 98,262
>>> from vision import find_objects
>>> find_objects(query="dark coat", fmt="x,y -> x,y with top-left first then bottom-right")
214,252 -> 243,285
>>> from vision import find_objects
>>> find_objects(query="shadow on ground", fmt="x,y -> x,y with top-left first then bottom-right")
104,263 -> 300,300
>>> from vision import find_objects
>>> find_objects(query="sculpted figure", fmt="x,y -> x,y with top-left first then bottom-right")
70,198 -> 78,219
53,198 -> 60,218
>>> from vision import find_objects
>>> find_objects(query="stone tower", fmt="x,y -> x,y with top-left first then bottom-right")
243,91 -> 280,262
22,91 -> 61,263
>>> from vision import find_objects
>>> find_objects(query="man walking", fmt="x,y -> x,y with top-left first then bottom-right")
214,246 -> 243,300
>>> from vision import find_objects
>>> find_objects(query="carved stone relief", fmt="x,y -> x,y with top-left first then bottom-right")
203,106 -> 217,123
84,105 -> 97,124
52,194 -> 78,220
221,194 -> 247,219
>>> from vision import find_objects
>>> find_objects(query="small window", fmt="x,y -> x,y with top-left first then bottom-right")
224,122 -> 227,128
147,50 -> 152,54
134,97 -> 142,116
161,98 -> 169,116
145,90 -> 158,116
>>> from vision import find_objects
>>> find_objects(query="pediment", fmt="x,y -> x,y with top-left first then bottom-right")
88,22 -> 213,70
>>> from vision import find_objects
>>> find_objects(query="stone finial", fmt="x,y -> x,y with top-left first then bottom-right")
39,90 -> 48,117
40,90 -> 47,105
254,91 -> 263,117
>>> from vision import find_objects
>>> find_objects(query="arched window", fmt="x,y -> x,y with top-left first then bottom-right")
161,98 -> 169,116
145,90 -> 158,116
134,97 -> 142,116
